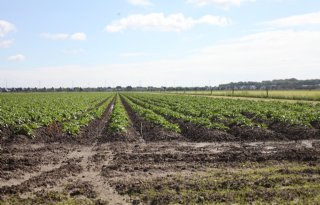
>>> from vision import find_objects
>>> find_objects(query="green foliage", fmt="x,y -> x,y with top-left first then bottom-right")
123,92 -> 320,130
108,95 -> 130,133
124,94 -> 229,130
13,124 -> 34,137
0,92 -> 115,136
1,91 -> 319,137
122,95 -> 181,133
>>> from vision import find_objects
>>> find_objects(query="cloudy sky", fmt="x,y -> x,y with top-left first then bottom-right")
1,0 -> 320,87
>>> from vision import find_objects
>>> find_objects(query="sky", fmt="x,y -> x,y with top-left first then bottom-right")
0,0 -> 320,87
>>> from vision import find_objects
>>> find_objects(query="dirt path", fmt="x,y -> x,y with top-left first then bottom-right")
0,143 -> 130,204
54,144 -> 130,204
1,138 -> 320,204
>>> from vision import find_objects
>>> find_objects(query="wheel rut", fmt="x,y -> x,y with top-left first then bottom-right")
54,144 -> 130,204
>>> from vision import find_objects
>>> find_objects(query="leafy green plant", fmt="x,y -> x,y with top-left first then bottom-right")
0,92 -> 115,136
122,95 -> 181,133
123,92 -> 320,130
108,95 -> 130,133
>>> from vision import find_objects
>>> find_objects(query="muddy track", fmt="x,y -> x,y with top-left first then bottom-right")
102,140 -> 320,178
1,139 -> 320,203
0,143 -> 130,204
100,139 -> 320,204
0,143 -> 131,204
1,137 -> 320,204
50,144 -> 130,204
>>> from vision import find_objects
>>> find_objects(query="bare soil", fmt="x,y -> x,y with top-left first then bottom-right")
1,139 -> 319,204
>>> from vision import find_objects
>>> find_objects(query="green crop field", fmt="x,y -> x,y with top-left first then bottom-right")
0,92 -> 114,136
123,93 -> 320,131
1,92 -> 320,204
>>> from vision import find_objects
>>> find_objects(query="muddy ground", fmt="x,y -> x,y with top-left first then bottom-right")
1,140 -> 320,204
1,100 -> 320,204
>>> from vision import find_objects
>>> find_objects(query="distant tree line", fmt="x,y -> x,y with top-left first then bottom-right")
1,78 -> 319,93
218,78 -> 320,90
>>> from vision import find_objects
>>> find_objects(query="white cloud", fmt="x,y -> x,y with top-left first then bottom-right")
7,54 -> 26,61
41,32 -> 87,41
70,32 -> 87,41
2,30 -> 319,87
264,11 -> 320,27
0,20 -> 16,37
0,40 -> 14,48
197,15 -> 231,25
121,52 -> 145,57
188,0 -> 255,9
127,0 -> 152,6
106,13 -> 231,32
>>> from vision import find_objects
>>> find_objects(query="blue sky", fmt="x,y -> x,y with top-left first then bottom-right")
1,0 -> 320,87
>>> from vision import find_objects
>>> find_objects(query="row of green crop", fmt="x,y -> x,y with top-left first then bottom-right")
127,94 -> 255,128
62,95 -> 114,135
108,94 -> 130,133
124,94 -> 229,130
2,92 -> 319,138
0,92 -> 115,136
124,93 -> 320,129
121,95 -> 181,132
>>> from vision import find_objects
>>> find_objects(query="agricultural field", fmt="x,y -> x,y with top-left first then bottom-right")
0,92 -> 320,204
172,89 -> 320,101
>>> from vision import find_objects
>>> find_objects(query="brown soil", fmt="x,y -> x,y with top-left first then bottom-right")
99,127 -> 143,143
101,141 -> 320,178
228,126 -> 287,141
269,122 -> 320,140
1,134 -> 320,204
311,120 -> 320,129
0,142 -> 131,204
101,140 -> 320,204
242,112 -> 320,141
